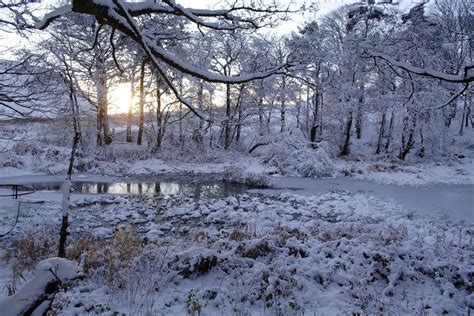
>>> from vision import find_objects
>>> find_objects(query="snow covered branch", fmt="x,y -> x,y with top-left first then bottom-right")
369,50 -> 474,84
37,0 -> 295,31
36,0 -> 291,85
0,258 -> 82,315
34,5 -> 72,29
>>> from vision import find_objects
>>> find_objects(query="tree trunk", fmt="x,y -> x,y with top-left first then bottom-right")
384,111 -> 394,153
126,80 -> 134,143
305,85 -> 310,133
340,112 -> 353,156
319,88 -> 324,137
58,79 -> 81,258
267,99 -> 273,134
355,93 -> 363,139
179,78 -> 184,148
417,128 -> 425,158
58,212 -> 69,258
280,103 -> 286,133
443,103 -> 457,127
310,88 -> 320,144
197,81 -> 204,130
398,112 -> 416,161
235,85 -> 244,144
459,103 -> 466,135
375,112 -> 386,155
137,59 -> 146,145
280,77 -> 286,133
96,63 -> 110,146
179,102 -> 184,148
296,105 -> 301,129
465,105 -> 470,127
208,93 -> 214,148
154,73 -> 163,152
310,126 -> 318,149
258,94 -> 264,136
223,83 -> 231,150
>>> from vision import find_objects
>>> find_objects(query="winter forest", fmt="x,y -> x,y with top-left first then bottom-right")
0,0 -> 472,314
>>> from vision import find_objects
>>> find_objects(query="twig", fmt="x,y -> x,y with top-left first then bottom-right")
0,202 -> 20,238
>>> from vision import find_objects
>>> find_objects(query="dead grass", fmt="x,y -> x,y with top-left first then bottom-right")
2,226 -> 58,294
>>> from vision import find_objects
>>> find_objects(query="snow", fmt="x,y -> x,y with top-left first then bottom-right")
146,39 -> 285,84
60,179 -> 71,217
7,1 -> 472,314
0,175 -> 472,314
36,5 -> 72,29
265,176 -> 474,221
334,159 -> 474,187
0,258 -> 82,316
369,50 -> 474,83
0,167 -> 41,178
127,156 -> 275,178
0,174 -> 119,186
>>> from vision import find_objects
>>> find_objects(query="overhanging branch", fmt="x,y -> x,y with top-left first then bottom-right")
37,0 -> 289,85
368,50 -> 474,84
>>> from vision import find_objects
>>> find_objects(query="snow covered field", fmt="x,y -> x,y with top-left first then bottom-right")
0,124 -> 472,314
0,173 -> 472,314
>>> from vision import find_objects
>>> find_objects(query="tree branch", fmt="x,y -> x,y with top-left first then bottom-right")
368,50 -> 474,84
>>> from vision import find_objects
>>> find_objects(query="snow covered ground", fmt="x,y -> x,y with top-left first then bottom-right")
0,174 -> 472,314
334,158 -> 474,187
0,121 -> 472,314
1,150 -> 473,188
266,177 -> 474,221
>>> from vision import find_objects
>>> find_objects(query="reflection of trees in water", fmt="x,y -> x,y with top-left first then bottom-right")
193,184 -> 202,202
97,183 -> 109,194
159,182 -> 180,196
80,183 -> 96,194
69,180 -> 247,199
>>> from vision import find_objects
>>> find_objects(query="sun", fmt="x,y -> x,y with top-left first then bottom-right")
109,83 -> 135,114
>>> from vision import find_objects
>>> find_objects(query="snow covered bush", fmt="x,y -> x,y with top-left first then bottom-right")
223,165 -> 272,187
12,141 -> 41,156
278,147 -> 334,178
251,132 -> 334,178
267,144 -> 334,178
0,155 -> 24,168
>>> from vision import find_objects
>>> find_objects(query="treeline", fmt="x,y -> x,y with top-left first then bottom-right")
1,0 -> 472,160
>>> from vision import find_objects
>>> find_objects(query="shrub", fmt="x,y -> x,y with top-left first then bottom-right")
251,132 -> 334,178
269,147 -> 334,178
223,165 -> 272,187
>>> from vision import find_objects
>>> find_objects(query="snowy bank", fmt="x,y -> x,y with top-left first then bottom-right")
1,190 -> 472,314
0,258 -> 82,315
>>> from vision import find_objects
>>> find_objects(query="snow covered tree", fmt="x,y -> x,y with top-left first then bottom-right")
36,0 -> 296,120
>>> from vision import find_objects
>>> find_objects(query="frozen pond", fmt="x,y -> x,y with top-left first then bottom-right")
263,177 -> 473,222
0,174 -> 472,222
0,174 -> 249,200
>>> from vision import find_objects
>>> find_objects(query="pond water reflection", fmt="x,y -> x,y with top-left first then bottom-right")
29,179 -> 248,200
